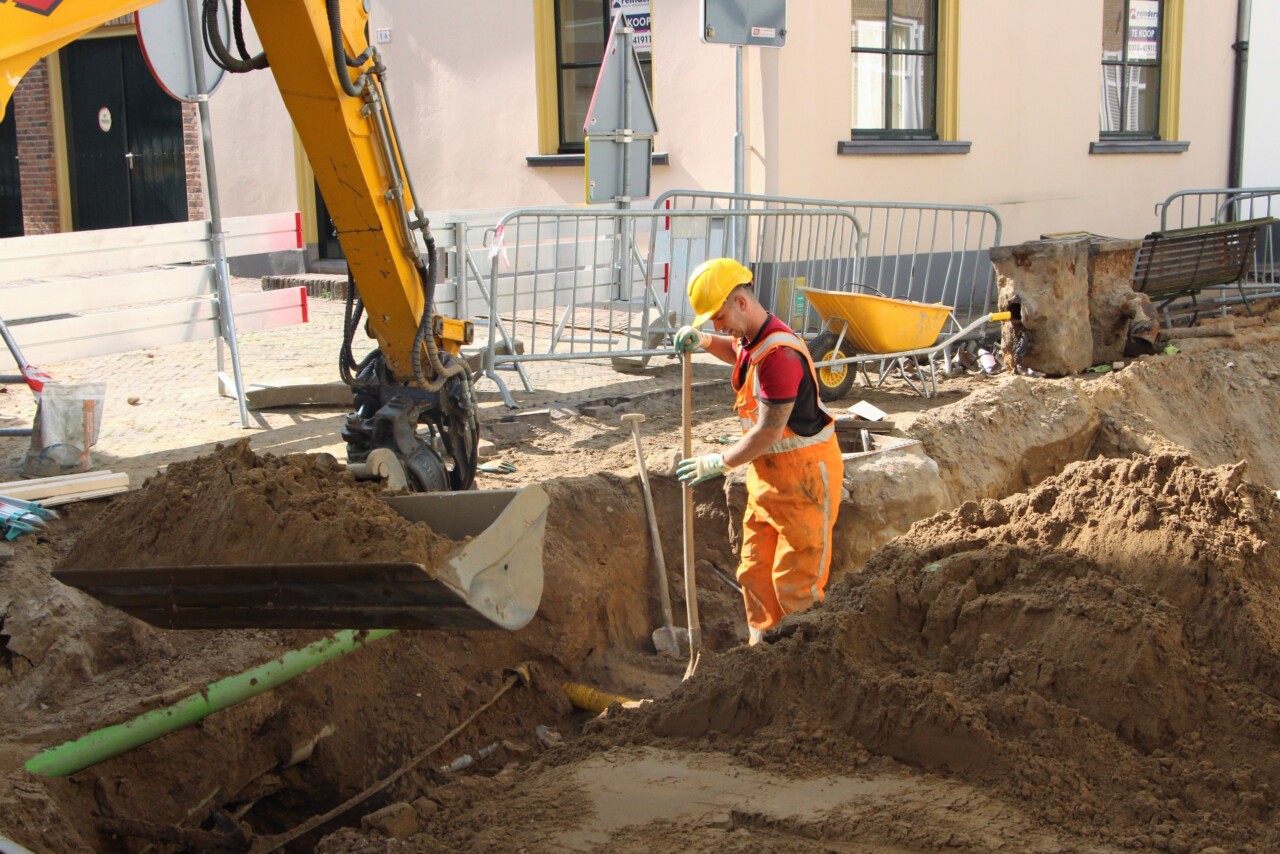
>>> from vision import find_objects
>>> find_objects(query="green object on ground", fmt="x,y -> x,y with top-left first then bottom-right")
1163,344 -> 1180,355
25,629 -> 397,777
1085,364 -> 1112,373
478,460 -> 517,474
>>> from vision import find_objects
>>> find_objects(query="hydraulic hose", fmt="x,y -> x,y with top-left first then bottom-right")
327,0 -> 365,98
202,0 -> 267,72
339,268 -> 366,385
25,630 -> 396,778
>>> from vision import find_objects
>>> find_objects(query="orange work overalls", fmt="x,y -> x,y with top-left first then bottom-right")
733,328 -> 843,632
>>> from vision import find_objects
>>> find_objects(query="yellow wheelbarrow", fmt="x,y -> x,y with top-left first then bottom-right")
799,286 -> 1010,400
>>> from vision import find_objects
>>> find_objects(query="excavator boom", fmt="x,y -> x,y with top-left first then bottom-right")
1,0 -> 544,631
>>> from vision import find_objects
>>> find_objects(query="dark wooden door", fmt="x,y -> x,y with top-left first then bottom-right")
315,180 -> 345,260
60,36 -> 185,231
0,103 -> 25,237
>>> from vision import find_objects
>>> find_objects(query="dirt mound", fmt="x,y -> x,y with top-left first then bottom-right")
3,451 -> 748,850
596,454 -> 1280,850
60,440 -> 457,570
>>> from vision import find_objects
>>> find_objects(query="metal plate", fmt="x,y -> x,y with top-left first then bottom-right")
52,562 -> 498,630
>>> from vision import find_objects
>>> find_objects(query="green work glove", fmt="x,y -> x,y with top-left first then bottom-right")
478,460 -> 516,474
677,453 -> 728,486
674,325 -> 711,354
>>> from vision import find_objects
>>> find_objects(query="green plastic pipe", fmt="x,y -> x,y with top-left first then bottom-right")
26,629 -> 397,777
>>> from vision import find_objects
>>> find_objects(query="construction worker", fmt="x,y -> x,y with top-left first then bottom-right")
674,257 -> 842,645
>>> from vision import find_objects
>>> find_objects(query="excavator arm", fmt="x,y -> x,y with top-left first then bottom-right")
4,0 -> 476,489
1,0 -> 546,630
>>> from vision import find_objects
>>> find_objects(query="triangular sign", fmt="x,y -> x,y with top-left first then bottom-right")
583,12 -> 658,136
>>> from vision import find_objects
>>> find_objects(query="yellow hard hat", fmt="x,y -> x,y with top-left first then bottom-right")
687,258 -> 752,327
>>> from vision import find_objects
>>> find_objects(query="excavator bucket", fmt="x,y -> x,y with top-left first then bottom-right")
53,485 -> 548,632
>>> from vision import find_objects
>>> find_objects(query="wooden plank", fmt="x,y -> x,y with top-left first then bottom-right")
0,266 -> 215,321
229,287 -> 309,335
0,220 -> 210,282
224,211 -> 304,258
40,485 -> 131,506
0,287 -> 308,368
0,211 -> 300,283
0,471 -> 128,502
0,470 -> 120,492
0,299 -> 223,366
833,417 -> 896,433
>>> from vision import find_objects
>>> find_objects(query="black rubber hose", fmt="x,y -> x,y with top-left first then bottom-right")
231,0 -> 252,61
326,0 -> 364,97
203,0 -> 267,72
339,268 -> 363,384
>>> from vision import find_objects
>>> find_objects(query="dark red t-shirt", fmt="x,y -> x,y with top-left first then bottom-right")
733,314 -> 830,437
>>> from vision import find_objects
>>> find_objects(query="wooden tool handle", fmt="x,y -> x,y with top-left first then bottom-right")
681,352 -> 701,678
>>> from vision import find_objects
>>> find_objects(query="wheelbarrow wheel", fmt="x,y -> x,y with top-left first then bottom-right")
810,331 -> 857,402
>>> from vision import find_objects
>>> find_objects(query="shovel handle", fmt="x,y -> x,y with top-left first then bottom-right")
681,352 -> 702,678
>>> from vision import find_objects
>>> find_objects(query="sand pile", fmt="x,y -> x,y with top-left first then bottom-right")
4,452 -> 749,850
599,453 -> 1280,850
60,440 -> 458,570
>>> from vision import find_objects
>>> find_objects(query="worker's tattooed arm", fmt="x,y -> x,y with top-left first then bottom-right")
723,398 -> 794,467
760,398 -> 794,431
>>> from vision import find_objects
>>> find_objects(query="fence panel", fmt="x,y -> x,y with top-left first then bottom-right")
478,208 -> 861,405
655,191 -> 1002,328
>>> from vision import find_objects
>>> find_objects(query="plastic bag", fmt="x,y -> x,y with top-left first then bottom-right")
23,382 -> 106,477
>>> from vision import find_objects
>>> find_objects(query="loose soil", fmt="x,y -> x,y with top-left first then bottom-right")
61,440 -> 459,571
2,315 -> 1280,852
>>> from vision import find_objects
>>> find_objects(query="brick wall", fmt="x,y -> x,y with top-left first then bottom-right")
183,102 -> 206,221
12,58 -> 59,236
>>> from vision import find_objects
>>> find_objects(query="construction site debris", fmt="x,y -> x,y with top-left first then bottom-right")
0,471 -> 128,506
992,237 -> 1093,376
594,453 -> 1280,851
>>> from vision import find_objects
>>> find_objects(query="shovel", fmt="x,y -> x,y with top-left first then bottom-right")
620,413 -> 685,659
681,351 -> 702,679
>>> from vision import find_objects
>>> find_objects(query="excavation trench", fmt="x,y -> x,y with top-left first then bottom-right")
1,319 -> 1279,851
0,444 -> 747,851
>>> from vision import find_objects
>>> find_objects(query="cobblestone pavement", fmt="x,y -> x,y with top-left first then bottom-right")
0,278 -> 720,485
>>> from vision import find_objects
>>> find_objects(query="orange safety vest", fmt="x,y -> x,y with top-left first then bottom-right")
733,328 -> 836,454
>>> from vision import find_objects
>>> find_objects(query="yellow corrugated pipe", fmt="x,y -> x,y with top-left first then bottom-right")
562,682 -> 639,714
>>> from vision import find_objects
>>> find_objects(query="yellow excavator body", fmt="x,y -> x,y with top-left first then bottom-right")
2,0 -> 542,631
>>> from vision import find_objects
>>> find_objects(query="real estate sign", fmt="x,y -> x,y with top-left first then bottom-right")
1127,0 -> 1159,61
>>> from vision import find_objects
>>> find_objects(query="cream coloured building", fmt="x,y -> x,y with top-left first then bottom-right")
1,2 -> 1258,253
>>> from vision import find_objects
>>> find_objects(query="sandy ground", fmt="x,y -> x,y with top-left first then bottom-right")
2,305 -> 1280,852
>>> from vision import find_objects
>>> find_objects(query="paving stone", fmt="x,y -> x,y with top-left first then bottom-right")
503,408 -> 552,426
485,421 -> 533,444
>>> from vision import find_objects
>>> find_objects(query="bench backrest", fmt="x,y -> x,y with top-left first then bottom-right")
0,213 -> 306,369
1133,217 -> 1276,299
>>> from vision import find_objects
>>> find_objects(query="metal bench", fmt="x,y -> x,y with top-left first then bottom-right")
1132,216 -> 1277,323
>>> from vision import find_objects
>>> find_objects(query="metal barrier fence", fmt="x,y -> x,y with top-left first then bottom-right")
654,191 -> 1003,330
1156,187 -> 1280,299
476,207 -> 861,406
